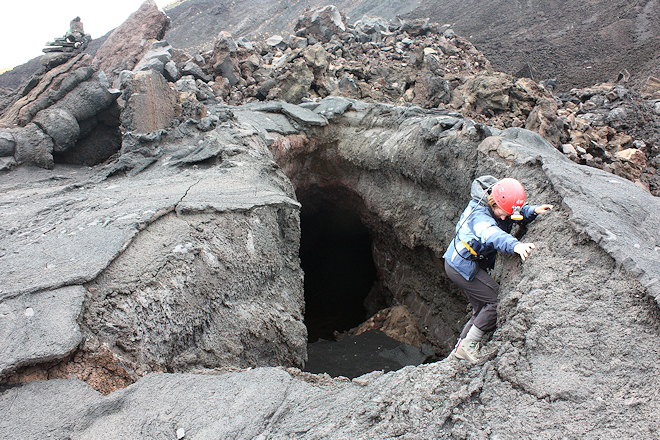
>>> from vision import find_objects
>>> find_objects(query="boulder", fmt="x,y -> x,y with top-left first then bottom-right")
294,5 -> 347,43
133,40 -> 174,75
524,97 -> 564,146
92,0 -> 171,80
0,286 -> 85,376
304,43 -> 329,72
32,108 -> 80,152
0,130 -> 16,156
272,59 -> 313,104
121,70 -> 179,133
289,35 -> 308,49
181,61 -> 212,82
616,147 -> 647,168
397,17 -> 434,36
266,35 -> 288,51
175,75 -> 198,94
354,16 -> 391,37
163,60 -> 181,82
460,73 -> 513,112
12,123 -> 54,169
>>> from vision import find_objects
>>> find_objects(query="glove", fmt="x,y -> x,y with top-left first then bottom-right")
514,242 -> 536,261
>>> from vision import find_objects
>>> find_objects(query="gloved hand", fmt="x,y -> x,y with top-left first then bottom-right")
514,242 -> 536,261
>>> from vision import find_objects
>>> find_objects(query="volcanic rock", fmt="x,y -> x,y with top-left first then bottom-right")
0,107 -> 306,379
41,17 -> 92,69
1,4 -> 660,438
294,5 -> 347,43
92,0 -> 171,80
12,122 -> 55,169
0,54 -> 93,127
0,130 -> 16,156
120,70 -> 179,133
0,286 -> 85,376
1,97 -> 659,439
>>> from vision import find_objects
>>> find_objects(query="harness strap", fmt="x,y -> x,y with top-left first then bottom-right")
459,239 -> 478,256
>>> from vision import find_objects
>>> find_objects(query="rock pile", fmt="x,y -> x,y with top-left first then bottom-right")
41,17 -> 92,69
1,2 -> 658,195
110,3 -> 659,194
555,83 -> 660,192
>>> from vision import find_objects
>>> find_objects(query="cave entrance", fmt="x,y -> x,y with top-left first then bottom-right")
297,186 -> 439,378
299,196 -> 377,343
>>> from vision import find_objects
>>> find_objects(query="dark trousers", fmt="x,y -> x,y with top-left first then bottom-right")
444,259 -> 499,338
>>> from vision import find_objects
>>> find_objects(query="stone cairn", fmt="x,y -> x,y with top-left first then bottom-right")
41,17 -> 92,68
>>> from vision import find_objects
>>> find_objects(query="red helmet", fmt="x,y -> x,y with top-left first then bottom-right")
491,178 -> 526,215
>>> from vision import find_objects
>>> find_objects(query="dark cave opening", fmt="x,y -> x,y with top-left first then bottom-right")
300,203 -> 377,343
297,186 -> 455,378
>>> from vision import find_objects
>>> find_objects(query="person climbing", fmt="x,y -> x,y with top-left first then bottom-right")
443,175 -> 553,362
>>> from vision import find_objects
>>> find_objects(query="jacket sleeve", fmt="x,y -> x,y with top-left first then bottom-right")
471,213 -> 520,254
519,205 -> 539,225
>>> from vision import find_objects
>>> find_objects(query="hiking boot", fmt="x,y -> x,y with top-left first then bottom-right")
454,338 -> 481,362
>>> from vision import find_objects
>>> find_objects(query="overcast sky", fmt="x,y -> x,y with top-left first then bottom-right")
1,0 -> 169,69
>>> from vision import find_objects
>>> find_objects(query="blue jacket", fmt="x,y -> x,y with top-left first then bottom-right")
443,200 -> 538,281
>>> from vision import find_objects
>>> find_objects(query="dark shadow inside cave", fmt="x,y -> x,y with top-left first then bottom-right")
300,203 -> 377,343
298,187 -> 437,378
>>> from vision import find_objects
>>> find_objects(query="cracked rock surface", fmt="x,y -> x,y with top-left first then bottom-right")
1,98 -> 659,439
0,115 -> 306,380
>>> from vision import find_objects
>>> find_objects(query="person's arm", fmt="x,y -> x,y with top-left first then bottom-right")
472,215 -> 519,255
518,204 -> 554,224
535,204 -> 554,214
513,204 -> 553,259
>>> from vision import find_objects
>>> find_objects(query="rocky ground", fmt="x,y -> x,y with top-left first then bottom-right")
1,2 -> 659,439
3,3 -> 659,195
159,0 -> 660,94
3,0 -> 660,94
2,95 -> 659,439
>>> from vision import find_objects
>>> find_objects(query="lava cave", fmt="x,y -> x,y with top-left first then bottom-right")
299,199 -> 378,343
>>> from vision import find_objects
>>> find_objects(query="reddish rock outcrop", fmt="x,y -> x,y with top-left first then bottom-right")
120,70 -> 179,133
92,0 -> 171,80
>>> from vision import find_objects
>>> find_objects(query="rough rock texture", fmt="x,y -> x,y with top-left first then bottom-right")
0,54 -> 120,168
1,98 -> 659,438
0,286 -> 85,376
1,4 -> 660,438
0,111 -> 306,380
12,122 -> 55,169
131,7 -> 659,196
3,5 -> 658,194
119,70 -> 179,133
0,54 -> 93,127
158,0 -> 660,94
92,0 -> 171,81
